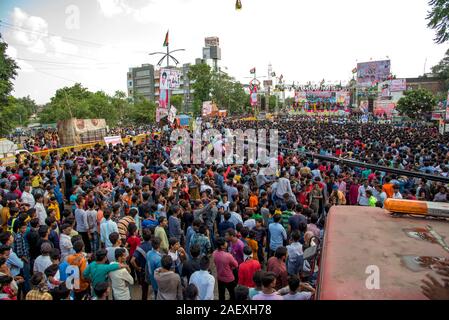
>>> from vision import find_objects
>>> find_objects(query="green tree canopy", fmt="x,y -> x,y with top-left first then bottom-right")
427,0 -> 449,44
396,88 -> 437,119
39,83 -> 123,126
125,95 -> 156,124
431,48 -> 449,90
188,63 -> 212,103
0,37 -> 18,104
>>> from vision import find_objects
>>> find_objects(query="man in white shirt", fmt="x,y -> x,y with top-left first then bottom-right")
34,194 -> 47,226
33,242 -> 53,274
189,256 -> 215,300
20,184 -> 35,208
59,223 -> 74,262
109,248 -> 134,300
100,210 -> 118,248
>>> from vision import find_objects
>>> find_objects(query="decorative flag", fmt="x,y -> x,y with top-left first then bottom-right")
235,0 -> 242,10
271,72 -> 276,77
279,74 -> 284,81
163,31 -> 169,47
352,67 -> 357,74
250,67 -> 256,74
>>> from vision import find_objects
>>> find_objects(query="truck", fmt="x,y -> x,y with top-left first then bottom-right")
317,200 -> 449,300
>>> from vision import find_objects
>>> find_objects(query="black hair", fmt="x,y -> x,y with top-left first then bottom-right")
235,285 -> 249,301
161,255 -> 173,270
275,246 -> 288,259
291,230 -> 301,242
199,255 -> 210,271
109,232 -> 120,245
95,249 -> 108,262
169,237 -> 179,248
273,214 -> 282,223
215,237 -> 226,249
114,248 -> 127,260
261,272 -> 276,288
73,240 -> 85,253
151,237 -> 161,250
288,275 -> 300,292
183,284 -> 198,300
94,282 -> 109,298
190,244 -> 201,258
142,228 -> 152,242
253,270 -> 263,287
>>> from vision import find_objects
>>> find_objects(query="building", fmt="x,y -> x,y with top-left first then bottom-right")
203,37 -> 221,72
127,64 -> 155,101
406,76 -> 446,95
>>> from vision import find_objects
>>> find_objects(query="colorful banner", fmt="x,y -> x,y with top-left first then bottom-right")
202,101 -> 213,116
374,101 -> 396,118
446,90 -> 449,121
390,79 -> 406,92
104,136 -> 123,146
156,108 -> 168,123
160,68 -> 181,90
336,91 -> 350,105
357,60 -> 391,86
159,89 -> 169,109
250,86 -> 258,107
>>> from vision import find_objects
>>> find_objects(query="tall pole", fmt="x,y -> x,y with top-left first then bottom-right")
167,44 -> 171,111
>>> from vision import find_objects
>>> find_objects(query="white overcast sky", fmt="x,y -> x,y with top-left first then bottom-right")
0,0 -> 447,104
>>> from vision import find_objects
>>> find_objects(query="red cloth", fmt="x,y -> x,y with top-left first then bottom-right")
267,257 -> 288,290
238,259 -> 261,288
126,235 -> 141,258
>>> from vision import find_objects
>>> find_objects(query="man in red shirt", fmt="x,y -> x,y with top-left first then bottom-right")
212,237 -> 238,300
267,246 -> 288,291
238,246 -> 261,288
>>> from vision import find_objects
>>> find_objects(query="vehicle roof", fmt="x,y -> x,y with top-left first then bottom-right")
318,206 -> 449,300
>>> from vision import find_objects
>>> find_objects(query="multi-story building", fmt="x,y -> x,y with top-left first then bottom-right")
127,64 -> 155,101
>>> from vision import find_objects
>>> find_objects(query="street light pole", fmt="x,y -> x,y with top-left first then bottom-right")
149,45 -> 186,114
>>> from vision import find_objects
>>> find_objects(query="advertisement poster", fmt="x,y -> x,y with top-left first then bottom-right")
159,89 -> 169,109
202,101 -> 213,116
357,60 -> 391,86
156,107 -> 168,123
160,68 -> 181,90
374,101 -> 396,118
390,79 -> 407,92
250,86 -> 258,107
104,136 -> 123,146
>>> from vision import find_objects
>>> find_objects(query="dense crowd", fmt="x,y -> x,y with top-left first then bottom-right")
0,115 -> 448,301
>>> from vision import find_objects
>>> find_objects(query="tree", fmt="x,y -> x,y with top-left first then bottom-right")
188,63 -> 212,103
0,36 -> 18,104
170,95 -> 183,110
126,95 -> 156,124
39,84 -> 123,126
431,48 -> 449,90
427,0 -> 449,44
0,36 -> 20,135
396,89 -> 437,119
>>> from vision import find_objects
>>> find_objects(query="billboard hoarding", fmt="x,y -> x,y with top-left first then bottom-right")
104,136 -> 123,146
357,60 -> 391,86
390,79 -> 406,92
160,68 -> 181,90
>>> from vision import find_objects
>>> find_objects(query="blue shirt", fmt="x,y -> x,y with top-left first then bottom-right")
146,250 -> 162,290
268,222 -> 287,251
7,252 -> 24,277
59,261 -> 69,281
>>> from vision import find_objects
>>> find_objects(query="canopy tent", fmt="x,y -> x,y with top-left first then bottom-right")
177,114 -> 191,127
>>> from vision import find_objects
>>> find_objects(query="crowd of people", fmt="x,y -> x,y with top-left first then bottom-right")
0,115 -> 448,301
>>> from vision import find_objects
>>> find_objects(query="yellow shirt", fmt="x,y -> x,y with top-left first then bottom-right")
31,176 -> 43,188
48,203 -> 61,221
